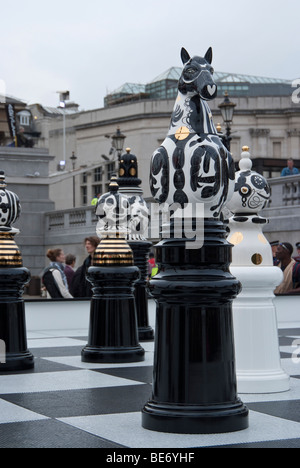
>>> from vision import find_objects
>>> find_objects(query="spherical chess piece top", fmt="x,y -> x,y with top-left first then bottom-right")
0,172 -> 23,267
226,147 -> 270,215
227,147 -> 273,266
0,171 -> 21,233
94,176 -> 134,267
96,175 -> 130,239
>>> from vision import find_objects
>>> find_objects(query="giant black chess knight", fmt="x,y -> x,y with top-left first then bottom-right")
143,48 -> 249,434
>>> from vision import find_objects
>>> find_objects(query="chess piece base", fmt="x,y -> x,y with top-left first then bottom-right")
81,345 -> 145,364
142,400 -> 249,434
0,268 -> 34,371
231,266 -> 290,394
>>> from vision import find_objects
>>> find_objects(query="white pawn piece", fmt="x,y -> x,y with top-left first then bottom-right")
226,146 -> 290,394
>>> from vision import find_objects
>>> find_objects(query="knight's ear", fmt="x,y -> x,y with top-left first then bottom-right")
181,48 -> 191,65
204,47 -> 213,64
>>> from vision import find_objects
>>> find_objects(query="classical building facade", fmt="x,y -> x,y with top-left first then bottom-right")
29,68 -> 300,211
0,67 -> 299,282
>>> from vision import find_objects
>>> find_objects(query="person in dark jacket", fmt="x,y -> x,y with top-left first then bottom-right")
64,254 -> 76,290
70,237 -> 100,298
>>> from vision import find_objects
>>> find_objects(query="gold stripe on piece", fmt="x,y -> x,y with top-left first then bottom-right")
0,232 -> 23,267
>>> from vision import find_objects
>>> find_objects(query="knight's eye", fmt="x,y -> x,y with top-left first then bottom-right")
210,68 -> 214,75
185,67 -> 196,75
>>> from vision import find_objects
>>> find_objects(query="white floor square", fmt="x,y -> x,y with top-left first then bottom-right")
0,398 -> 48,424
42,351 -> 154,370
241,377 -> 300,403
0,370 -> 144,394
27,337 -> 87,349
59,410 -> 300,448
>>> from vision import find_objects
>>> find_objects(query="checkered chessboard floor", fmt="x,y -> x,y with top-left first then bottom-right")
1,301 -> 300,449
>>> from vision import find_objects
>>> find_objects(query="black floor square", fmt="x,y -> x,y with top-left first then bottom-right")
1,384 -> 152,419
0,419 -> 123,448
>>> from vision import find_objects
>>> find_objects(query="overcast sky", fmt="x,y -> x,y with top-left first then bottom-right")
0,0 -> 299,110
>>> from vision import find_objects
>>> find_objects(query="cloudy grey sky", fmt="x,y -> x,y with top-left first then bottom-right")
0,0 -> 299,110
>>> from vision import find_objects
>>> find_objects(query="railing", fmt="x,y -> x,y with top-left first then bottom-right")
44,206 -> 98,246
44,175 -> 300,246
46,206 -> 98,231
267,174 -> 300,208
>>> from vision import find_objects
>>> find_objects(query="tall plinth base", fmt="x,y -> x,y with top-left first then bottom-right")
0,268 -> 34,372
81,266 -> 145,364
142,220 -> 249,434
231,266 -> 290,394
129,241 -> 154,342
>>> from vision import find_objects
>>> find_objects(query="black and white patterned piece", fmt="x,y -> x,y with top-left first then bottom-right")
118,150 -> 150,242
226,146 -> 273,266
145,49 -> 248,435
118,149 -> 154,341
95,176 -> 131,240
226,147 -> 289,394
150,48 -> 235,219
0,171 -> 21,233
0,301 -> 300,449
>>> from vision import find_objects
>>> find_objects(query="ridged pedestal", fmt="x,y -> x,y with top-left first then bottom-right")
129,241 -> 154,341
82,266 -> 145,363
0,267 -> 34,371
142,219 -> 249,434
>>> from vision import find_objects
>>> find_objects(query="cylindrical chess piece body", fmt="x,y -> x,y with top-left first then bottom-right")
129,241 -> 154,341
142,219 -> 248,434
82,263 -> 145,363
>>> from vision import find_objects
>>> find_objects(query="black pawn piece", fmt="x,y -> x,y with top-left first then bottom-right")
118,149 -> 154,341
82,178 -> 145,363
0,172 -> 34,371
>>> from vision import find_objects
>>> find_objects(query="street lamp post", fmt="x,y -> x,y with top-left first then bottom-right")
112,127 -> 126,161
218,91 -> 236,152
70,151 -> 77,208
57,91 -> 70,170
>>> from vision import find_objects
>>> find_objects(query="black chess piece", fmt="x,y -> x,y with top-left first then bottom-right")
0,172 -> 34,371
82,177 -> 145,363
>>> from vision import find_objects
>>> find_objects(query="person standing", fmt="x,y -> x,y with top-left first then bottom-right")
274,242 -> 300,295
294,243 -> 300,263
43,249 -> 73,299
64,254 -> 76,290
70,237 -> 100,297
281,159 -> 299,177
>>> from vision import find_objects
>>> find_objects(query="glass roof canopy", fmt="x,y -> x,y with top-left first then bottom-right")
104,67 -> 293,106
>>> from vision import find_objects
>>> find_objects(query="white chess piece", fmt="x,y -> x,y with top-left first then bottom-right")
226,147 -> 290,394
